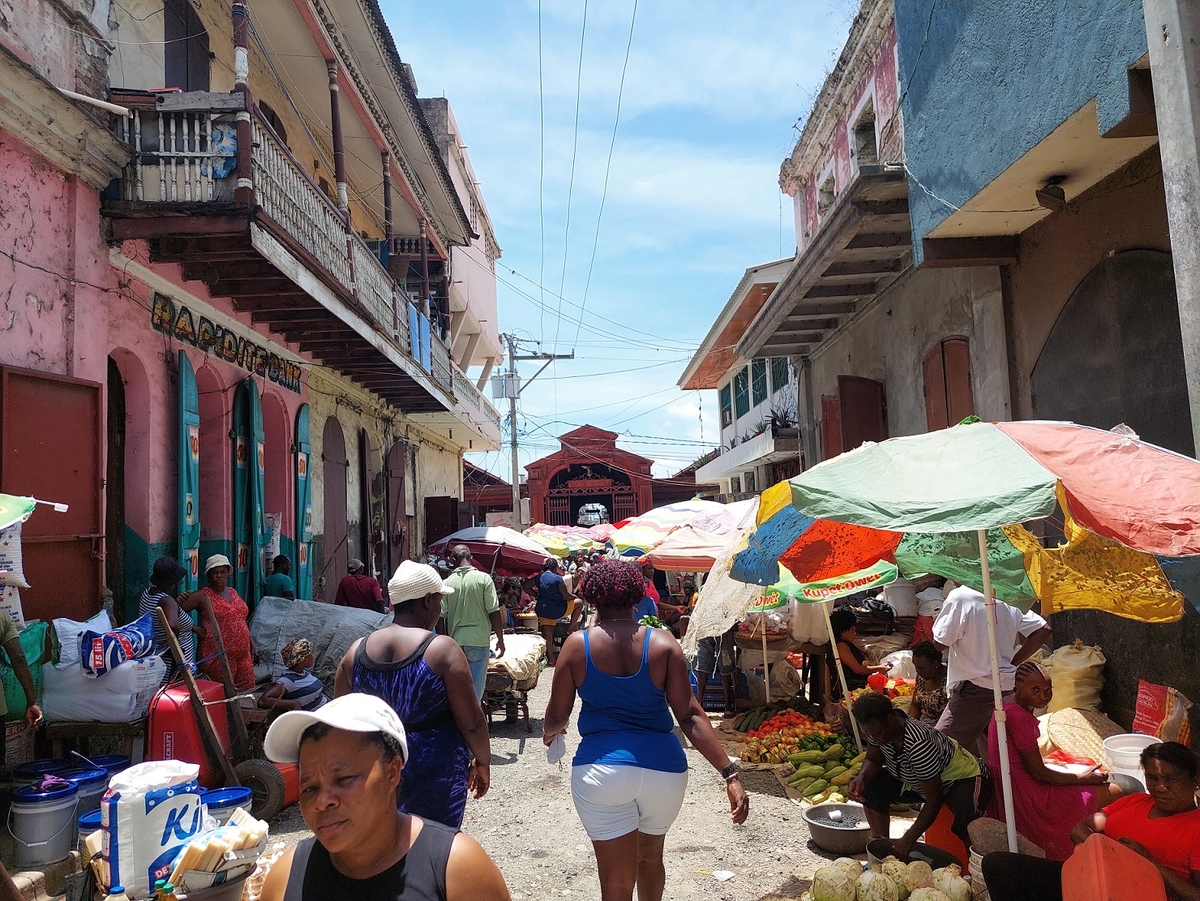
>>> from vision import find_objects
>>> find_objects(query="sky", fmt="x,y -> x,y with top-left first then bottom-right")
380,0 -> 858,479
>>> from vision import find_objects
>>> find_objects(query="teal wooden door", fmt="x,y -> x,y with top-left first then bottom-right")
177,351 -> 201,592
232,379 -> 266,607
294,404 -> 313,600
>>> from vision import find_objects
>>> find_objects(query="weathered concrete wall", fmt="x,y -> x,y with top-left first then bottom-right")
894,0 -> 1149,260
809,266 -> 1009,437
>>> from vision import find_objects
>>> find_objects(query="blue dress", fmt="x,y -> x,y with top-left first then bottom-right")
350,632 -> 472,829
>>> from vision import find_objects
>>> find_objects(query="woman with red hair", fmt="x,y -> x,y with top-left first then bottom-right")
543,559 -> 749,901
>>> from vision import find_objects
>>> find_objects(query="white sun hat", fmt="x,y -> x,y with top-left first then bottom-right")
387,559 -> 454,606
263,692 -> 408,764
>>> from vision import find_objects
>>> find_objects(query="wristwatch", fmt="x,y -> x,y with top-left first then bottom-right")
720,762 -> 740,782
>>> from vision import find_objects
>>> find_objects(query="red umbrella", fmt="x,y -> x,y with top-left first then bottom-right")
427,526 -> 549,577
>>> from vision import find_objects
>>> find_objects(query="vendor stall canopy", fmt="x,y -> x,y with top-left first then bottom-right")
734,421 -> 1200,623
0,494 -> 36,532
610,498 -> 756,560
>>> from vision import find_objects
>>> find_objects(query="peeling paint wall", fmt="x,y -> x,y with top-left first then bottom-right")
809,266 -> 1009,438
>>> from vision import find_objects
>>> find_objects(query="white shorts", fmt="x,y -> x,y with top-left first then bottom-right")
571,763 -> 688,842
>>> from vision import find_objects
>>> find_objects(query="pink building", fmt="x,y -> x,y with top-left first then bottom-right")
0,0 -> 502,622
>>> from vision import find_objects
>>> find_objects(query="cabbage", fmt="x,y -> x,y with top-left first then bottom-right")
811,865 -> 857,901
857,870 -> 900,901
833,857 -> 863,882
931,865 -> 970,901
903,860 -> 935,891
881,859 -> 911,900
908,890 -> 951,901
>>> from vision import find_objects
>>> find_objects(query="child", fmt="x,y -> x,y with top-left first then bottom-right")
258,638 -> 327,712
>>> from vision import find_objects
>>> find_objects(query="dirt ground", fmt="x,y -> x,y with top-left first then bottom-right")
269,675 -> 841,900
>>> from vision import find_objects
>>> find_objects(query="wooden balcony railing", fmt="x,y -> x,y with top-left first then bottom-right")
109,91 -> 469,396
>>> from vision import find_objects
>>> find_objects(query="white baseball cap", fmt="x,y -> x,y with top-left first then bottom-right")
263,693 -> 408,764
387,559 -> 454,606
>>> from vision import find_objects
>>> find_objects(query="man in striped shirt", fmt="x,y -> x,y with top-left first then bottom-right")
848,690 -> 983,858
259,638 -> 328,712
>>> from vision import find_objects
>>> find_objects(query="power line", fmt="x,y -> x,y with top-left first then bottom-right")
554,0 -> 589,350
537,0 -> 547,344
574,0 -> 639,348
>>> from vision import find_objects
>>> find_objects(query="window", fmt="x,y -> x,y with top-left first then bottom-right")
744,471 -> 756,494
164,0 -> 210,92
818,174 -> 836,216
719,384 -> 732,427
770,357 -> 790,393
257,101 -> 288,147
923,337 -> 975,431
733,368 -> 750,420
751,359 -> 768,407
729,475 -> 742,495
853,102 -> 878,167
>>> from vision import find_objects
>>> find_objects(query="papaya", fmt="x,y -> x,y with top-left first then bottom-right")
831,770 -> 855,786
794,750 -> 827,763
795,765 -> 826,779
823,765 -> 848,780
849,751 -> 867,765
822,743 -> 845,760
802,779 -> 829,797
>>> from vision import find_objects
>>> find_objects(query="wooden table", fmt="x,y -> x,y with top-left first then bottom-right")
44,718 -> 146,759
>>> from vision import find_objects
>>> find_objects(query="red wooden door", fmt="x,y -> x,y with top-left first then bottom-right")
820,395 -> 843,461
923,344 -> 949,431
838,375 -> 887,450
321,416 -> 349,602
943,337 -> 975,425
385,441 -> 408,571
0,366 -> 102,621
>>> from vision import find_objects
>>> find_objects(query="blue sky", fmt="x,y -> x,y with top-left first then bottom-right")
381,0 -> 856,478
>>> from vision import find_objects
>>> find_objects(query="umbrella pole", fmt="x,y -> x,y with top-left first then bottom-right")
978,528 -> 1019,854
822,600 -> 863,752
761,625 -> 771,705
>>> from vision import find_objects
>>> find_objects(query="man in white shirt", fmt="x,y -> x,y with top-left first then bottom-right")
932,585 -> 1050,762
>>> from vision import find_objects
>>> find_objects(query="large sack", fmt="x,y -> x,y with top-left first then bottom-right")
80,610 -> 156,677
249,596 -> 389,686
1043,640 -> 1105,712
42,656 -> 167,722
102,760 -> 204,899
1133,679 -> 1193,746
52,610 -> 112,667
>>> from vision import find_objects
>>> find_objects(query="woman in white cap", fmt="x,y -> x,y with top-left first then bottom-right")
334,561 -> 491,830
261,693 -> 509,901
197,553 -> 258,690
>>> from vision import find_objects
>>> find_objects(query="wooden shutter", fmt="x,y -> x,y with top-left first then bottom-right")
820,395 -> 843,461
294,404 -> 313,600
178,352 -> 201,593
838,375 -> 886,450
943,337 -> 975,425
232,379 -> 266,608
923,344 -> 948,431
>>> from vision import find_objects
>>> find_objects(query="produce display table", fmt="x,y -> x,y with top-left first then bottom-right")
45,717 -> 146,759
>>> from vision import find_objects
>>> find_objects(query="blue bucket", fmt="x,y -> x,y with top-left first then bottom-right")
59,768 -> 108,815
77,808 -> 103,834
12,759 -> 70,783
85,754 -> 132,775
204,786 -> 253,824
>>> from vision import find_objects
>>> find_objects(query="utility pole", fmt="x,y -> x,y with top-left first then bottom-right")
498,334 -> 573,531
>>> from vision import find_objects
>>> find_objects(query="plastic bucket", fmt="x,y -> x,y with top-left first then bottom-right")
9,782 -> 79,869
76,808 -> 103,854
59,767 -> 109,815
12,759 -> 70,783
1103,733 -> 1162,791
204,786 -> 254,825
87,754 -> 132,775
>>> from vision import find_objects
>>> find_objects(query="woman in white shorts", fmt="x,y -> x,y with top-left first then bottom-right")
543,560 -> 749,901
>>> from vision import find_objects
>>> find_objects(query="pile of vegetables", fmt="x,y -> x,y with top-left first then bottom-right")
737,709 -> 842,765
784,744 -> 865,802
638,615 -> 668,629
803,858 -> 970,901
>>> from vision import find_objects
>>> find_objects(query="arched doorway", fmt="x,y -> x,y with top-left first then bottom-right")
321,416 -> 349,602
261,390 -> 291,582
194,362 -> 229,572
545,463 -> 635,526
1031,249 -> 1194,455
107,350 -> 151,620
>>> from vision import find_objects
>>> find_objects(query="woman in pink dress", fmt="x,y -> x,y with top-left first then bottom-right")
987,661 -> 1123,859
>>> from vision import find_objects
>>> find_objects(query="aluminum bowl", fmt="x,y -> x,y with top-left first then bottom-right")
802,802 -> 872,855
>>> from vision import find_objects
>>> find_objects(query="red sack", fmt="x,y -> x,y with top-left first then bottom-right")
1133,679 -> 1193,746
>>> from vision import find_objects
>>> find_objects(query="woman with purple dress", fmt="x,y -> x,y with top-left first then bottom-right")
335,560 -> 491,829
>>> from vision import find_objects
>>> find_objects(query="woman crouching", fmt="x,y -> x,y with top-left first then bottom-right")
260,693 -> 509,901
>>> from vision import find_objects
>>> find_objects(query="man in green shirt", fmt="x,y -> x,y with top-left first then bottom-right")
442,545 -> 505,700
264,555 -> 297,600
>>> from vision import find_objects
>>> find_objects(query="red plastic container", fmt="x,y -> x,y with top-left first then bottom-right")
1063,833 -> 1167,901
146,679 -> 232,788
275,761 -> 300,807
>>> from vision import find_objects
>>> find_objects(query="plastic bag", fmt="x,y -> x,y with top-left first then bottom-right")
0,523 -> 29,589
80,610 -> 156,677
1043,640 -> 1105,713
882,649 -> 916,679
1133,679 -> 1193,746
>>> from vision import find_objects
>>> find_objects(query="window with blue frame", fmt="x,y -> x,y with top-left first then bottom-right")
751,359 -> 768,407
733,368 -> 750,419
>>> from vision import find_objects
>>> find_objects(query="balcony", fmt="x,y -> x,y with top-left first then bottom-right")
102,90 -> 458,414
696,424 -> 801,483
409,360 -> 503,450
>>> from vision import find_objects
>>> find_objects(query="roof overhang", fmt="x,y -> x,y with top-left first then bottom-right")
679,256 -> 794,390
737,168 -> 911,359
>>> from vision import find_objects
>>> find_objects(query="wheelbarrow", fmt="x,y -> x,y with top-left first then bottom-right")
152,607 -> 295,821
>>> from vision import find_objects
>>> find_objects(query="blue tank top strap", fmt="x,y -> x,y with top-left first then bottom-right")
640,626 -> 651,671
583,626 -> 592,666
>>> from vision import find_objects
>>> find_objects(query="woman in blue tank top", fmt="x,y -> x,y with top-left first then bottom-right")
543,559 -> 749,901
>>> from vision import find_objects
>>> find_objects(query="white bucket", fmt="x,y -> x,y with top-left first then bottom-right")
1103,733 -> 1162,791
9,783 -> 79,869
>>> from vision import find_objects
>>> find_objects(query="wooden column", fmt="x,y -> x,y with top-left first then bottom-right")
419,219 -> 431,316
327,60 -> 349,213
232,0 -> 254,205
382,152 -> 394,254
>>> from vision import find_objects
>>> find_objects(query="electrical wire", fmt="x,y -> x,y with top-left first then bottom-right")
553,0 -> 589,350
573,0 -> 638,349
537,0 -> 547,345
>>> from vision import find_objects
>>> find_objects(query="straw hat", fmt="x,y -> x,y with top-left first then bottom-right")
387,560 -> 454,606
